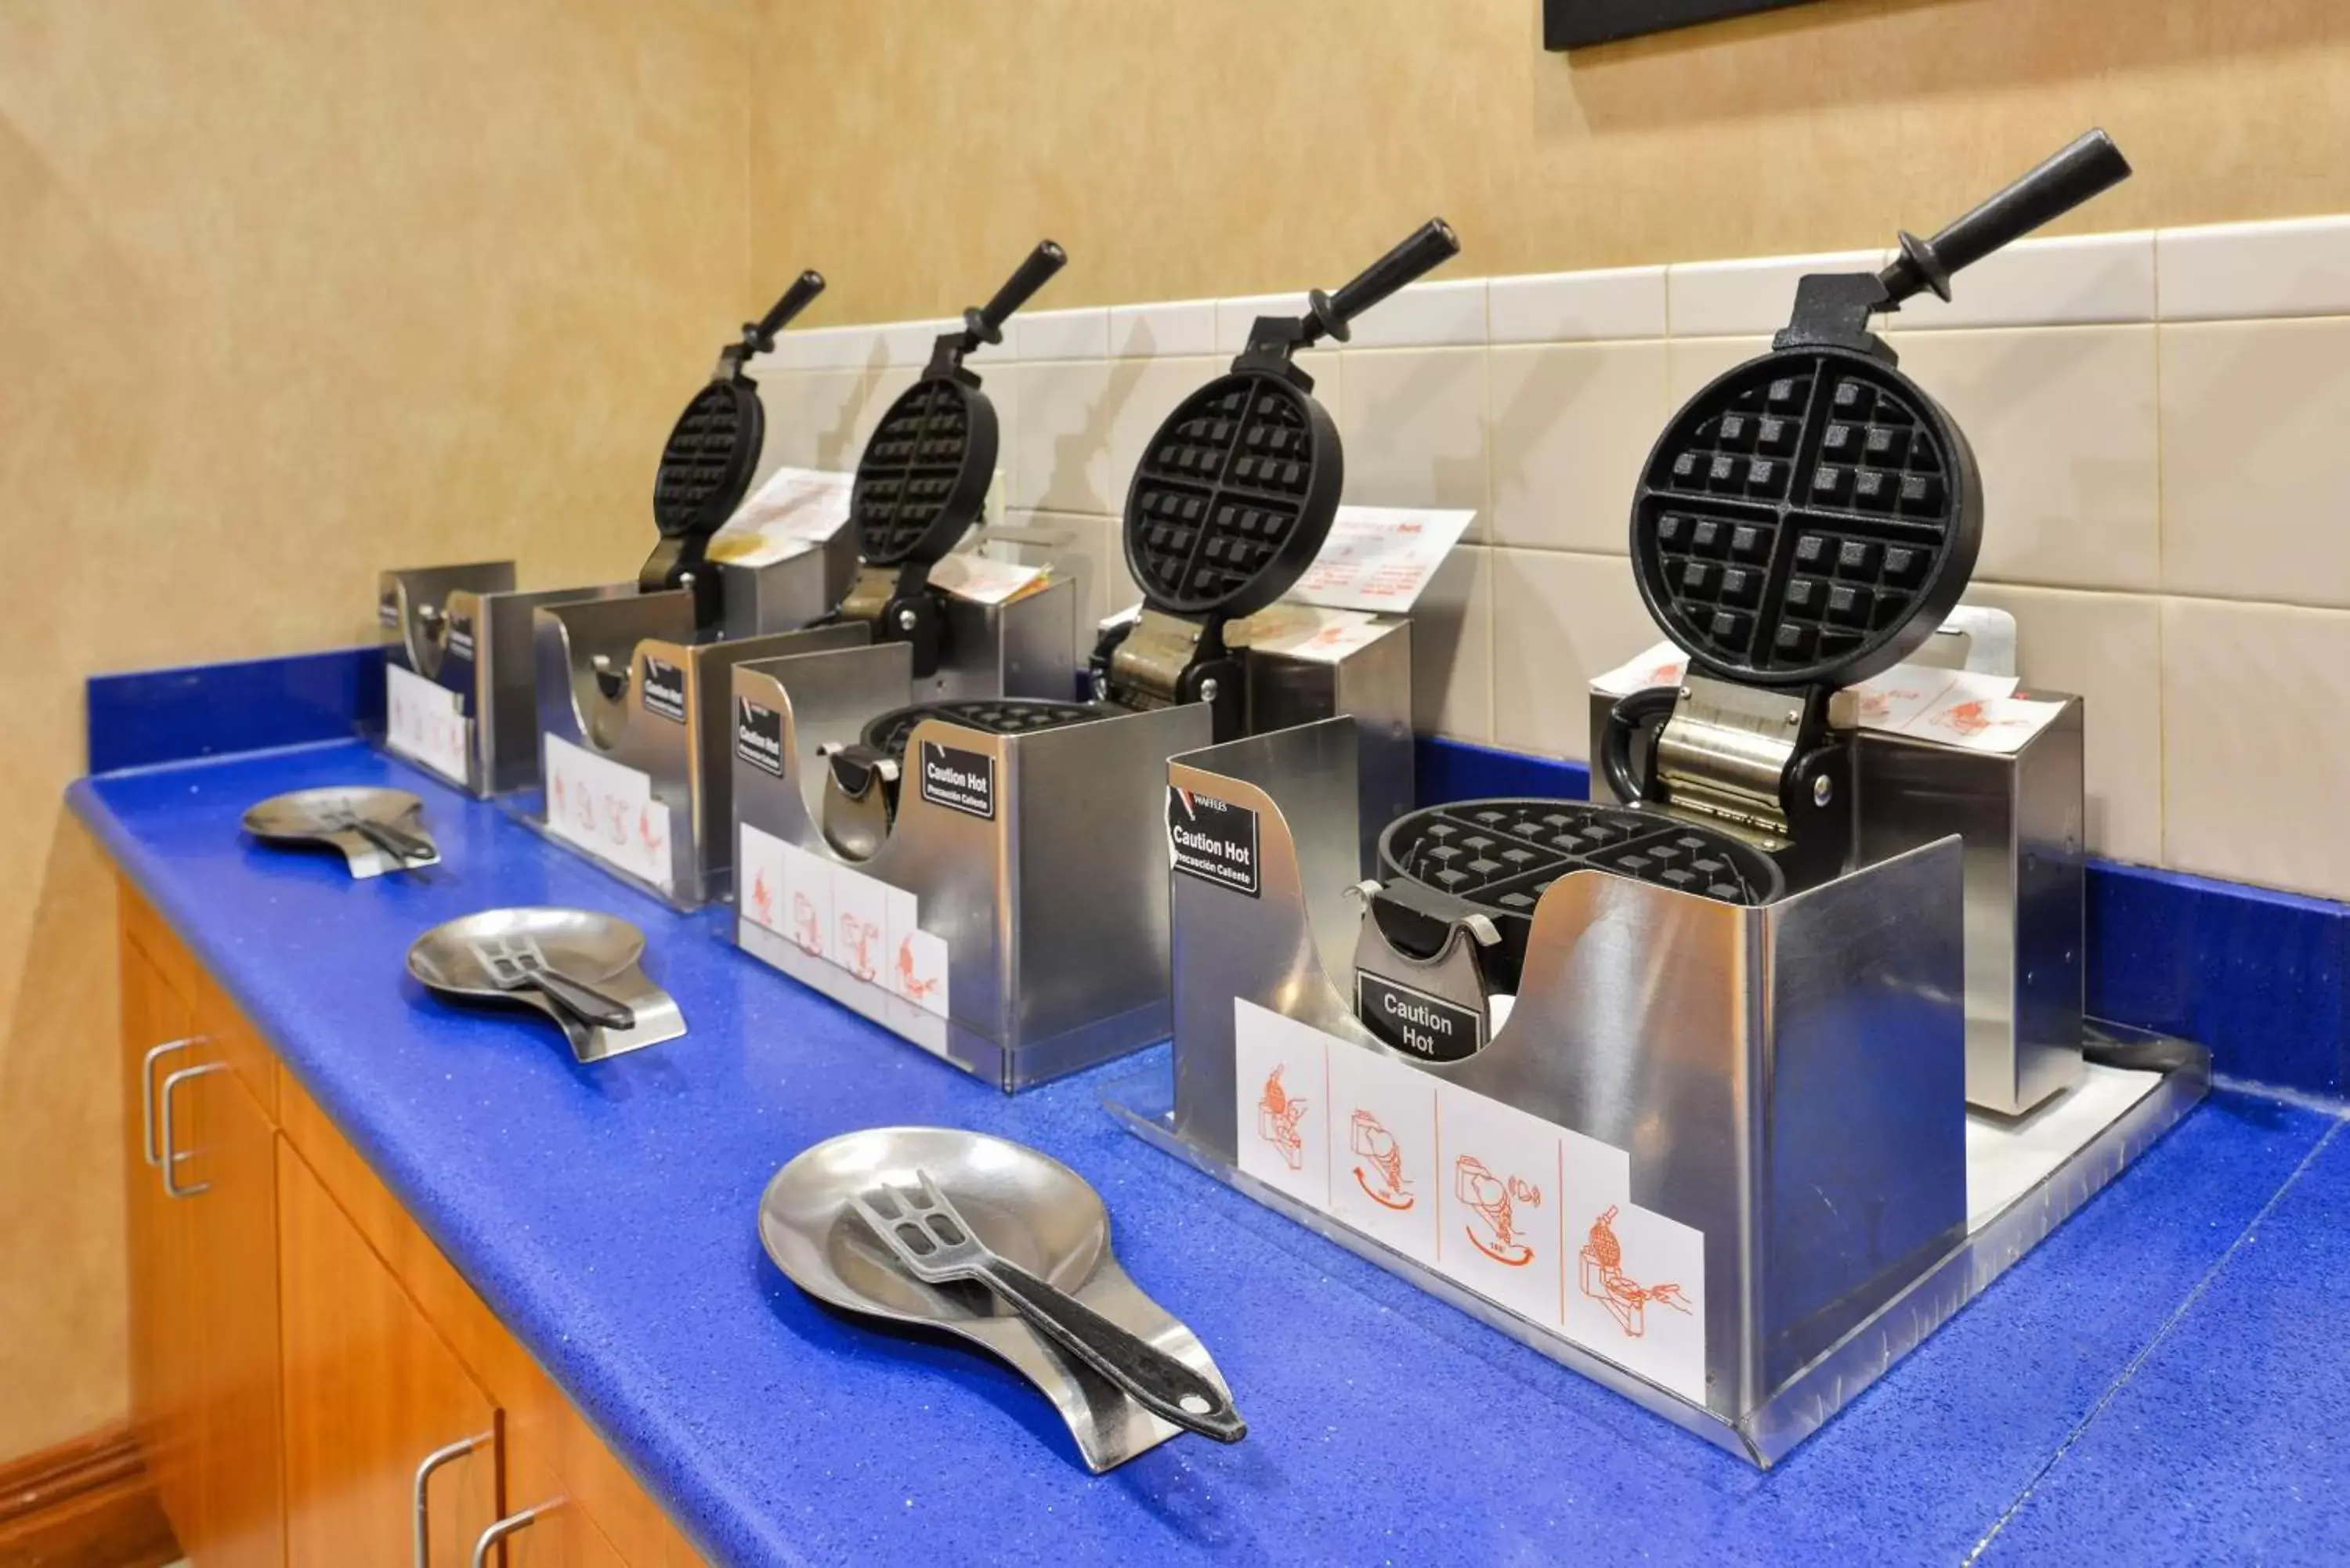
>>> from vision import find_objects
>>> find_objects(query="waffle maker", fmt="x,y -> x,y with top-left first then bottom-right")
378,270 -> 842,797
648,269 -> 830,630
835,240 -> 1067,678
1357,130 -> 2131,1014
818,219 -> 1462,858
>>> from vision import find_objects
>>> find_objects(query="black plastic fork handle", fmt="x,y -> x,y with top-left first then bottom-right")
521,966 -> 636,1031
977,1257 -> 1247,1443
341,815 -> 435,862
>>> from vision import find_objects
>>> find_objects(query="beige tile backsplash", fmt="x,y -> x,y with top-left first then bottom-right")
762,218 -> 2350,902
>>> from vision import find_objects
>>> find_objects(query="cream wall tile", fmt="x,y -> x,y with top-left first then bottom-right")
1110,299 -> 1217,358
1217,291 -> 1311,354
1893,232 -> 2156,331
1887,325 -> 2159,591
1667,250 -> 1888,338
1334,348 -> 1489,533
1490,549 -> 1655,762
1410,544 -> 1492,742
1488,341 -> 1668,554
1960,584 -> 2163,864
773,325 -> 884,373
1488,266 -> 1668,344
995,508 -> 1130,629
2160,316 -> 2350,607
999,359 -> 1121,514
1014,306 -> 1111,362
1341,278 -> 1488,349
1665,337 -> 1770,405
788,367 -> 916,472
882,318 -> 961,367
2163,595 -> 2350,900
2158,216 -> 2350,322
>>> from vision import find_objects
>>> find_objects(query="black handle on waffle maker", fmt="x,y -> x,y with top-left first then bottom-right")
966,240 -> 1067,345
1307,219 -> 1461,343
1878,130 -> 2131,305
750,269 -> 827,349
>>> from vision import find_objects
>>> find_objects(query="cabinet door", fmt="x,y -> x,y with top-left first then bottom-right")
121,938 -> 202,1545
186,1064 -> 286,1568
280,1143 -> 501,1568
493,1469 -> 634,1568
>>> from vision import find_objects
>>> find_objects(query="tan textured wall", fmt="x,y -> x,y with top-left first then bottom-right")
750,0 -> 2350,323
0,2 -> 752,1458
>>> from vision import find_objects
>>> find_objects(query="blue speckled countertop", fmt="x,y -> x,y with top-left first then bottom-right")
72,739 -> 2350,1566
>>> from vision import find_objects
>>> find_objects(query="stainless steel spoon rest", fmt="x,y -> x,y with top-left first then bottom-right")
759,1126 -> 1237,1472
407,907 -> 685,1062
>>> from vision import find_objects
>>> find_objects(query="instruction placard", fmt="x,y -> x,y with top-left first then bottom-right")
737,822 -> 949,1019
385,664 -> 470,787
1235,999 -> 1709,1403
543,734 -> 673,894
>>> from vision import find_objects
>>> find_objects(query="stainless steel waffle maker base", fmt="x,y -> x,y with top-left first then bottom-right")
731,641 -> 1206,1089
524,558 -> 1021,911
1107,711 -> 2204,1467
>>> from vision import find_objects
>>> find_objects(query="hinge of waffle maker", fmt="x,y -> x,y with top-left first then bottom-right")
1104,608 -> 1245,740
839,562 -> 946,680
1650,674 -> 1854,887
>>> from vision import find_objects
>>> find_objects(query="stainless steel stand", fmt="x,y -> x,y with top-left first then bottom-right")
377,537 -> 853,799
1589,689 -> 2088,1115
730,643 -> 1209,1089
1109,715 -> 2206,1465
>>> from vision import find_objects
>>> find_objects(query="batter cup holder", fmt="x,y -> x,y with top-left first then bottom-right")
1104,715 -> 2207,1466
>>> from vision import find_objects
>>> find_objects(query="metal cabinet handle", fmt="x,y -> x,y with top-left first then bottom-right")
413,1433 -> 491,1568
157,1061 -> 226,1198
471,1502 -> 556,1568
139,1037 -> 201,1166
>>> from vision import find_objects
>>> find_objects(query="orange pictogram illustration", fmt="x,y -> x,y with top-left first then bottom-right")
1936,699 -> 1994,738
603,797 -> 629,846
895,936 -> 939,1003
792,891 -> 823,956
1350,1111 -> 1413,1210
1578,1205 -> 1692,1336
840,913 -> 880,981
638,804 -> 664,856
750,868 -> 776,930
1256,1067 -> 1309,1171
1455,1156 -> 1542,1266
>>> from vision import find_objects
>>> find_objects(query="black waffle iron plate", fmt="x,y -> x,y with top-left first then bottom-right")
646,270 -> 827,628
1101,218 -> 1462,737
1370,132 -> 2132,990
844,241 -> 1065,677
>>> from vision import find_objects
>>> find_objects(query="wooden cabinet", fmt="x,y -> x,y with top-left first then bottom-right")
121,909 -> 285,1568
120,935 -> 201,1541
118,883 -> 703,1568
280,1144 -> 501,1568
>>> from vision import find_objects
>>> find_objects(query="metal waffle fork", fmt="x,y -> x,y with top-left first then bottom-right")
468,934 -> 636,1031
850,1170 -> 1246,1443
